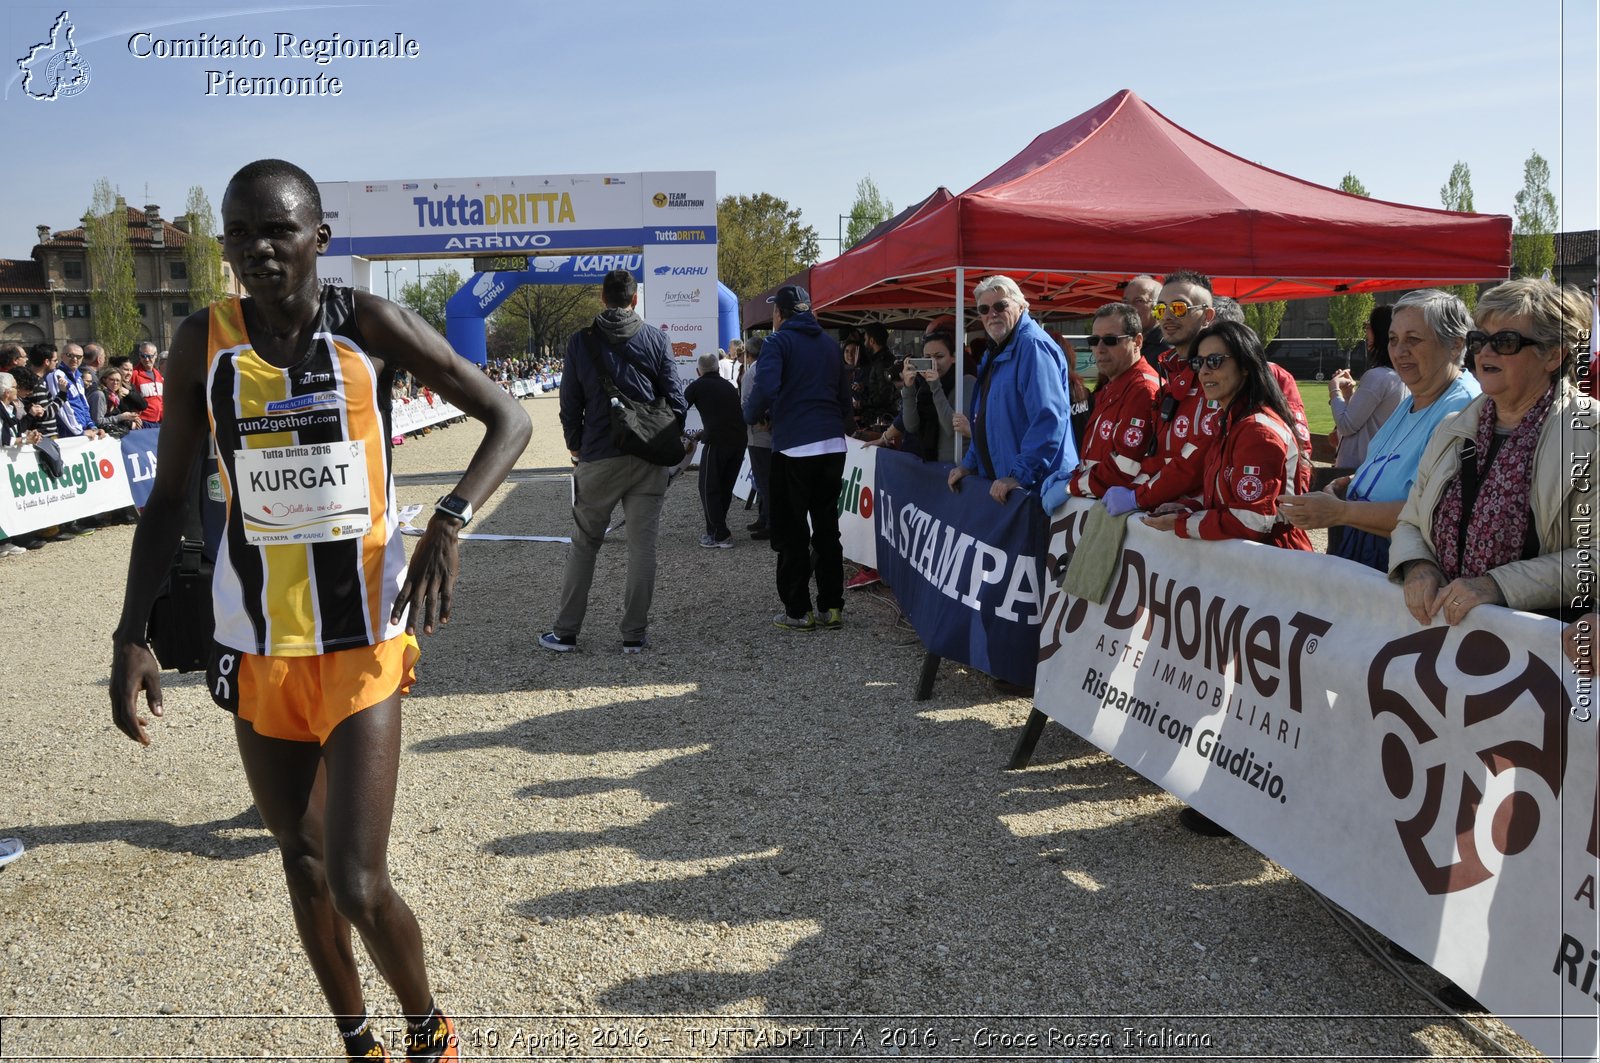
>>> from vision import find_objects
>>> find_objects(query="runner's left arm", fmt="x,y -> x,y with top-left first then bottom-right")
356,293 -> 532,636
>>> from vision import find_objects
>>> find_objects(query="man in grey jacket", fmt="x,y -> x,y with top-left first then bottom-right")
541,270 -> 687,654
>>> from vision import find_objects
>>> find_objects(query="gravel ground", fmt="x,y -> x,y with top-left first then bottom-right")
0,394 -> 1539,1061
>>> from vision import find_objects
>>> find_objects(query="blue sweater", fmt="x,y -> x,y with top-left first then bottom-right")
959,313 -> 1077,489
742,312 -> 851,452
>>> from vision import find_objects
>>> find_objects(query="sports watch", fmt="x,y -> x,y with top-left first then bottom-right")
435,493 -> 473,526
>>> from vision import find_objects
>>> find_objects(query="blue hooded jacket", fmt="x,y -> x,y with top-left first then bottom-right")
959,312 -> 1077,490
742,311 -> 851,452
559,308 -> 687,462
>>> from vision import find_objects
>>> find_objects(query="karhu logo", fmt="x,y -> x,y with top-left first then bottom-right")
1367,627 -> 1568,895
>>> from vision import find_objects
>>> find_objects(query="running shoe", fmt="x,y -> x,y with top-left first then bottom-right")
622,638 -> 648,654
820,608 -> 843,630
405,1009 -> 458,1060
0,542 -> 25,556
0,837 -> 23,868
749,528 -> 771,541
697,533 -> 720,548
846,568 -> 880,590
773,611 -> 815,632
713,536 -> 734,549
538,631 -> 578,652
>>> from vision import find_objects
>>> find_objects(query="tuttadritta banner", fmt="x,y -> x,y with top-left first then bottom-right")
1035,498 -> 1596,1059
874,449 -> 1048,687
0,435 -> 135,536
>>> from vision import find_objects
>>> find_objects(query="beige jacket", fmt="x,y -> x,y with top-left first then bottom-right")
1388,380 -> 1597,613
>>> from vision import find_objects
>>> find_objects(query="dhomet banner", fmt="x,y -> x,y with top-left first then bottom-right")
0,435 -> 136,536
1034,498 -> 1597,1059
874,450 -> 1047,687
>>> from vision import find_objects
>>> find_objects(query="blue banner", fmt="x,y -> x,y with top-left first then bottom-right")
872,449 -> 1049,687
119,427 -> 160,509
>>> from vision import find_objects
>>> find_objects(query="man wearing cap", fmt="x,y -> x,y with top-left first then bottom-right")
743,285 -> 852,631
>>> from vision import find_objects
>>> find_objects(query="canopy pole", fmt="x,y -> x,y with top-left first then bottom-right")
954,267 -> 967,466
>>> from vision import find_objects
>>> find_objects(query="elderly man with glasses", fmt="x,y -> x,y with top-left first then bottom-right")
129,341 -> 165,427
946,274 -> 1075,505
1040,302 -> 1161,510
1102,269 -> 1221,517
1124,274 -> 1171,371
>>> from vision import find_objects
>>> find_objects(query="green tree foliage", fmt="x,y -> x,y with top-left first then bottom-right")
1512,150 -> 1558,279
1243,300 -> 1288,346
84,180 -> 140,357
1328,173 -> 1376,353
1438,162 -> 1478,311
844,175 -> 894,249
716,193 -> 820,303
398,268 -> 464,335
488,284 -> 603,362
182,185 -> 225,313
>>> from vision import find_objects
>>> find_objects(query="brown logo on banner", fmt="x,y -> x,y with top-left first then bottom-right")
1367,627 -> 1569,895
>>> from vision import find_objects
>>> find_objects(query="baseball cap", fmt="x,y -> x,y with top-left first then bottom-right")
767,284 -> 811,314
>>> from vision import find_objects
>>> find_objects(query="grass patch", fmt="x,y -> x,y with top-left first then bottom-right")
1295,379 -> 1335,438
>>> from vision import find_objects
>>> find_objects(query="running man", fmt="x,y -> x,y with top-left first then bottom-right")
110,159 -> 531,1061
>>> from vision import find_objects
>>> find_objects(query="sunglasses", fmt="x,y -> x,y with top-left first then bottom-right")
1187,353 -> 1232,370
1090,333 -> 1130,347
1152,300 -> 1209,320
1465,329 -> 1543,357
975,300 -> 1011,317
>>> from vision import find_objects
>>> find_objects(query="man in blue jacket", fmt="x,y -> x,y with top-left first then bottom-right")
947,274 -> 1076,504
743,285 -> 852,631
541,269 -> 687,654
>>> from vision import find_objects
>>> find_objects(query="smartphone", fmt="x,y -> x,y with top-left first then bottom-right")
907,358 -> 935,372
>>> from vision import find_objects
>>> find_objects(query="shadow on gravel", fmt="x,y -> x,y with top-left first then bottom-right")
1,805 -> 271,861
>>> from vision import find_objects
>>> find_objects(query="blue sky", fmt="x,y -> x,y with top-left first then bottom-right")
2,0 -> 1595,272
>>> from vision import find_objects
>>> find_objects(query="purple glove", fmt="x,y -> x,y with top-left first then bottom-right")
1102,486 -> 1139,517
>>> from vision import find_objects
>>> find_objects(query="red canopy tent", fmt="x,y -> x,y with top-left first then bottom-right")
809,89 -> 1511,320
739,187 -> 955,332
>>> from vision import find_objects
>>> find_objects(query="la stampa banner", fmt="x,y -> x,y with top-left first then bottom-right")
874,450 -> 1047,687
1035,498 -> 1597,1059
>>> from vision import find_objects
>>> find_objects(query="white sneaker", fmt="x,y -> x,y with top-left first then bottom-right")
0,542 -> 24,556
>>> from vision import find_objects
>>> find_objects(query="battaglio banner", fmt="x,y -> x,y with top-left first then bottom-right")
1035,498 -> 1597,1059
875,449 -> 1047,686
0,435 -> 136,536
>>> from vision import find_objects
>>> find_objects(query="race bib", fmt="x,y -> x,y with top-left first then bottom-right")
234,441 -> 371,545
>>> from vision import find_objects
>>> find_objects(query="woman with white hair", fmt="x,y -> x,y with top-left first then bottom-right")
1279,289 -> 1480,572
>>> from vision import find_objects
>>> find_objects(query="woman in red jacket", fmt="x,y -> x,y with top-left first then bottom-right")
1141,320 -> 1312,550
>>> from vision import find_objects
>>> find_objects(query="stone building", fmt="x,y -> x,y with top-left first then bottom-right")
0,199 -> 231,353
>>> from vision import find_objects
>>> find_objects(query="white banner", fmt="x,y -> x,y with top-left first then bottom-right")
1035,498 -> 1596,1059
840,438 -> 876,568
390,393 -> 464,436
0,436 -> 135,537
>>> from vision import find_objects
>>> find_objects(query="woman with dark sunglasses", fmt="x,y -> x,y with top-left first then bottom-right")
1140,320 -> 1312,549
1390,277 -> 1595,627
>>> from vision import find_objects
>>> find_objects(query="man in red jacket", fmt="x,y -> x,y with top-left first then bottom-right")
128,342 -> 164,426
1040,302 -> 1160,509
1104,270 -> 1219,516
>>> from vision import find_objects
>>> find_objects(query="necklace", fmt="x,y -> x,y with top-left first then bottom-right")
1346,389 -> 1456,502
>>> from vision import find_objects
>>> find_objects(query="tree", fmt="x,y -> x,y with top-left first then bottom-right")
182,185 -> 225,312
1327,172 -> 1376,354
1513,150 -> 1558,279
398,268 -> 463,335
1243,301 -> 1288,347
84,179 -> 140,357
1438,162 -> 1478,311
716,193 -> 820,303
844,175 -> 894,250
488,283 -> 602,362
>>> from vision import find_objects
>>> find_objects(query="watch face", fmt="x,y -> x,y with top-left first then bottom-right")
438,495 -> 470,518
